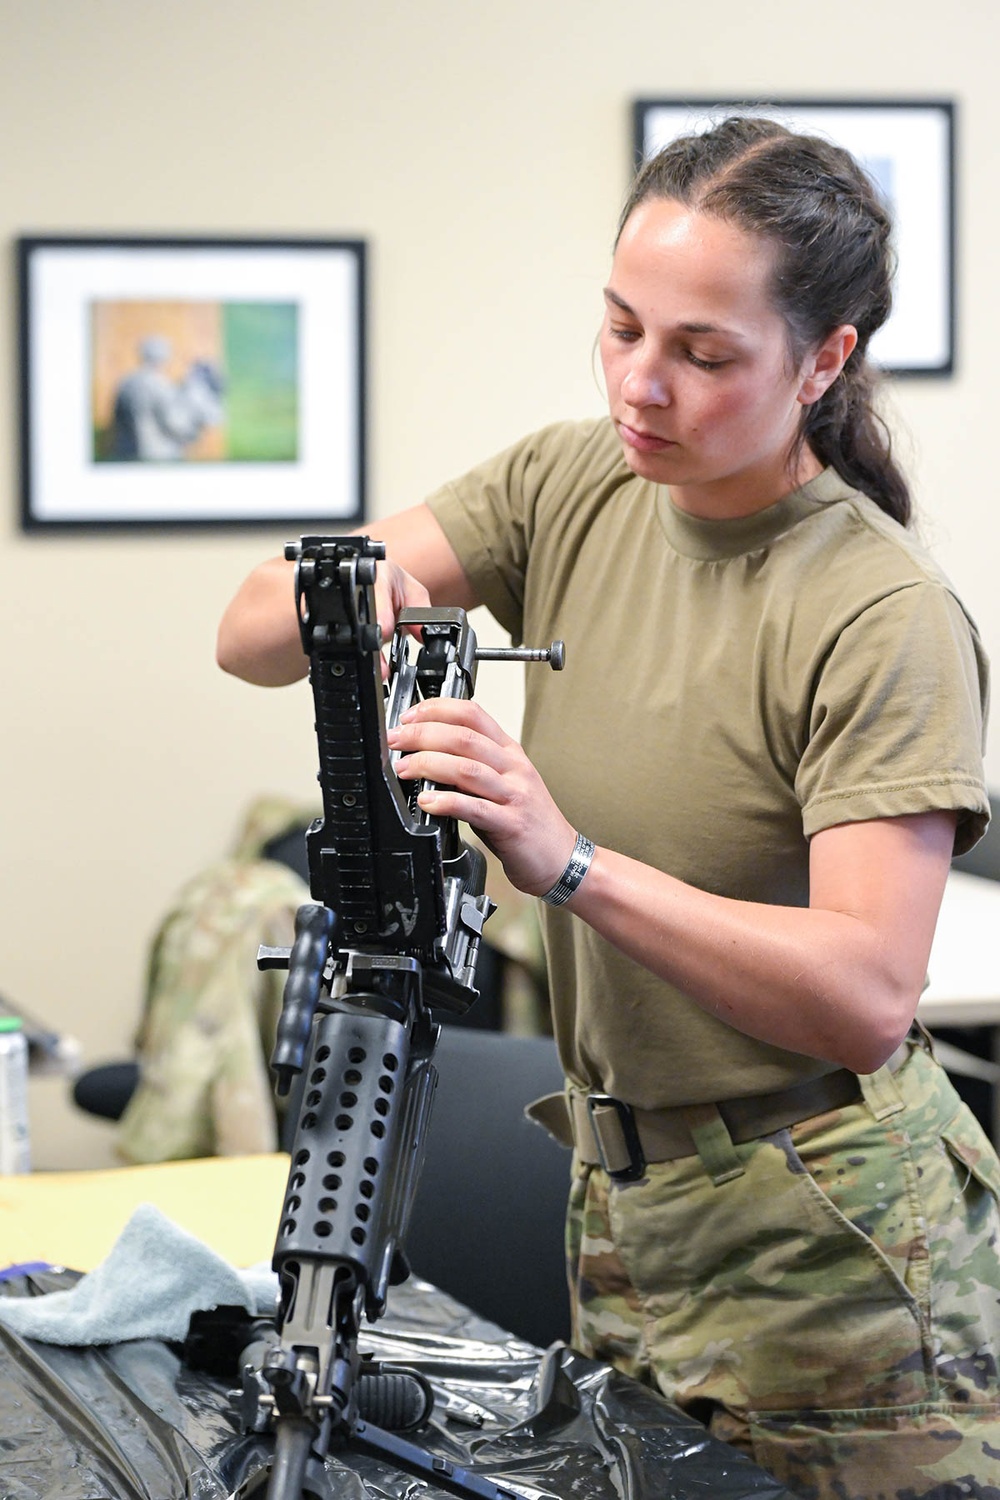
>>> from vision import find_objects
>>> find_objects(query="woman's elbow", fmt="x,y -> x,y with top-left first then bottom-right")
836,986 -> 919,1077
217,562 -> 307,685
215,618 -> 255,681
215,623 -> 242,678
216,618 -> 307,687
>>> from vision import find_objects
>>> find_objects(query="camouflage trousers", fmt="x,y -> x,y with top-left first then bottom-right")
566,1037 -> 1000,1499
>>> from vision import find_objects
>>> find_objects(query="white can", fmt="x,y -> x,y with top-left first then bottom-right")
0,1018 -> 31,1174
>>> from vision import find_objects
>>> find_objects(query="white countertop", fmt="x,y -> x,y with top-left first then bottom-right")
918,870 -> 1000,1027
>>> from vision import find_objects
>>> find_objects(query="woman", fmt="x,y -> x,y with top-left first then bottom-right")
218,118 -> 1000,1497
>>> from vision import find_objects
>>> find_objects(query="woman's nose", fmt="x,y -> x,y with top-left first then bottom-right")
621,352 -> 670,407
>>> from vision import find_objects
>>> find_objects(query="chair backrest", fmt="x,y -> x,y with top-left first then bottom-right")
952,791 -> 1000,881
403,1026 -> 571,1349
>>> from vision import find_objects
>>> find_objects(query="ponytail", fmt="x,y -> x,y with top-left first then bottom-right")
802,358 -> 910,527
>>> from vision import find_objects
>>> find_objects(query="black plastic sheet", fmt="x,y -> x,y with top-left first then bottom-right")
0,1267 -> 793,1499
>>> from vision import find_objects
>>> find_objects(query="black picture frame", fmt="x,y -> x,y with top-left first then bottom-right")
632,98 -> 955,377
18,234 -> 367,530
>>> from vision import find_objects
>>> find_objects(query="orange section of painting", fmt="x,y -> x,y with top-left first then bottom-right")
91,300 -> 225,460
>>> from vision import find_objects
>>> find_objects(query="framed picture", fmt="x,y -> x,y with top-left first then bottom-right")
18,235 -> 366,530
632,99 -> 955,377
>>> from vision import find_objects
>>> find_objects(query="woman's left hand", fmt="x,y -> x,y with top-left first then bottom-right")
387,697 -> 577,897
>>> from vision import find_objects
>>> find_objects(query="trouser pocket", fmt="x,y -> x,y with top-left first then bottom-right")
749,1402 -> 1000,1500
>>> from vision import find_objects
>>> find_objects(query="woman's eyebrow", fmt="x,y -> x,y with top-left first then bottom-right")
603,288 -> 743,341
602,285 -> 641,315
603,287 -> 637,315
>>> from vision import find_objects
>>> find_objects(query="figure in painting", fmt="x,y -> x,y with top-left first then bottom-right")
110,335 -> 224,461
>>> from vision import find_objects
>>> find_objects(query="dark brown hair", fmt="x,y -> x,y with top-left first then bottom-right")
619,116 -> 910,525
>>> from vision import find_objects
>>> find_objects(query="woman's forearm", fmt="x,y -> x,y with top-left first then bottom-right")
216,555 -> 306,686
567,813 -> 954,1075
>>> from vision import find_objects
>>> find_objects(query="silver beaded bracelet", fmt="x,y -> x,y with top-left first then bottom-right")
540,832 -> 596,906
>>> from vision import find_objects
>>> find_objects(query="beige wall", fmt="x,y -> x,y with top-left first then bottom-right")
2,0 -> 997,1168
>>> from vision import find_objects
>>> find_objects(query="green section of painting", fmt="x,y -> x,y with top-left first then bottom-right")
222,301 -> 299,461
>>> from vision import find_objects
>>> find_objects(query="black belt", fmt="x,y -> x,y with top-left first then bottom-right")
528,1038 -> 910,1182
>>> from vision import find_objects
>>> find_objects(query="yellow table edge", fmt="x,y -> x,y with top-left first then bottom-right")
0,1154 -> 291,1272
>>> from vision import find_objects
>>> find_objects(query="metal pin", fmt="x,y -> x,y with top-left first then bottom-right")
474,641 -> 565,670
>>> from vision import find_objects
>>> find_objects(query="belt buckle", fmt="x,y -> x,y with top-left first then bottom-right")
586,1094 -> 646,1182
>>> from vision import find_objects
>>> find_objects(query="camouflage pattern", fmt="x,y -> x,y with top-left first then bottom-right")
566,1037 -> 1000,1499
117,798 -> 313,1163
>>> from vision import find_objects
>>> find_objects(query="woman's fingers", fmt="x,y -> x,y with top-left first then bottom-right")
401,695 -> 514,741
377,561 -> 431,641
386,693 -> 576,896
388,697 -> 518,783
388,718 -> 510,775
374,563 -> 432,679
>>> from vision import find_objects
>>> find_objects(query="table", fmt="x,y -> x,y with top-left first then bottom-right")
0,1154 -> 792,1500
918,869 -> 1000,1141
0,1152 -> 290,1271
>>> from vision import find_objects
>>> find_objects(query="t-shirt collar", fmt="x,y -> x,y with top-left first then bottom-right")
656,467 -> 850,561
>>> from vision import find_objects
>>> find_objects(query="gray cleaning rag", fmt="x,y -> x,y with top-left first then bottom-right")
0,1202 -> 278,1345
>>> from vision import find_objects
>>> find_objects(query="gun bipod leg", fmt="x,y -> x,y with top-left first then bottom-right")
352,1421 -> 531,1500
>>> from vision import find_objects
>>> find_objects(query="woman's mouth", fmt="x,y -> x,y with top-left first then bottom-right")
618,421 -> 676,453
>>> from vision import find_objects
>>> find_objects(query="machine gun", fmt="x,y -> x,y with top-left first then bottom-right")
236,536 -> 563,1500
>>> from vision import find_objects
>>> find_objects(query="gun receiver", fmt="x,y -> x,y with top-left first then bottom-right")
242,536 -> 563,1500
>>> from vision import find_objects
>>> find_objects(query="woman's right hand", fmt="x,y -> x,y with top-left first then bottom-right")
374,557 -> 431,676
217,503 -> 479,687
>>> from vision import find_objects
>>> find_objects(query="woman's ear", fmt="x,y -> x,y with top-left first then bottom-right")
797,325 -> 859,405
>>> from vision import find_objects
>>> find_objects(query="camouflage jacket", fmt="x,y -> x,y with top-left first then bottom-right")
116,797 -> 313,1164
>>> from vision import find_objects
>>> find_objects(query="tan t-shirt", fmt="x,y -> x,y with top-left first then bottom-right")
426,417 -> 990,1106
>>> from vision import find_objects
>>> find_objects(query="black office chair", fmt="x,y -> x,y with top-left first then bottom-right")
404,1026 -> 571,1348
930,791 -> 1000,1137
952,792 -> 1000,882
72,1061 -> 141,1120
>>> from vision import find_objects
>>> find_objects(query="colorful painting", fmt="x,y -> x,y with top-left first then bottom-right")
91,299 -> 299,464
18,236 -> 365,529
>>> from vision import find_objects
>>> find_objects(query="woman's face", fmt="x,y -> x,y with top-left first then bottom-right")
600,198 -> 821,518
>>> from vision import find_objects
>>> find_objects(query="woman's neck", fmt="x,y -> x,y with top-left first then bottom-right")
669,446 -> 824,521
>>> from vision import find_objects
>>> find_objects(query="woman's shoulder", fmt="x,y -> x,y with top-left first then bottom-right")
431,415 -> 626,512
435,416 -> 634,533
520,417 -> 642,534
511,414 -> 626,481
796,469 -> 961,599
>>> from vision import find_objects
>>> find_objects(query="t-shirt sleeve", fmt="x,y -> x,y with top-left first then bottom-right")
424,434 -> 546,643
426,421 -> 607,643
796,581 -> 991,855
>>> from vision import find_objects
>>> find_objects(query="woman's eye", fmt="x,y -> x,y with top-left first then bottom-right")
608,324 -> 640,342
687,352 -> 728,371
